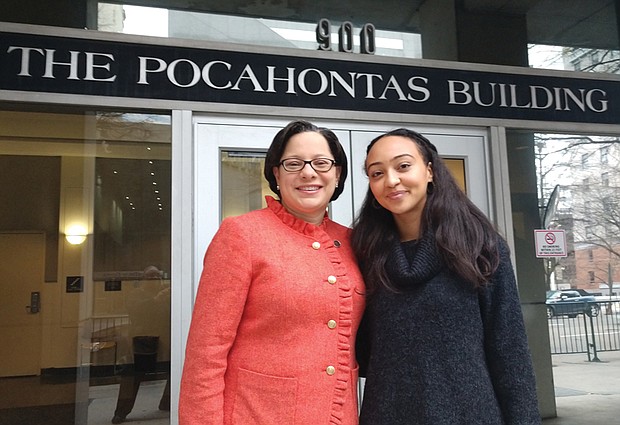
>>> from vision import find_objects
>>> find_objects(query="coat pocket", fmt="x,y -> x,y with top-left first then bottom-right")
232,367 -> 298,424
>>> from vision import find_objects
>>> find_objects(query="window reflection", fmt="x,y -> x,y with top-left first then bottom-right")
529,44 -> 620,74
221,151 -> 275,220
0,108 -> 171,425
97,2 -> 422,59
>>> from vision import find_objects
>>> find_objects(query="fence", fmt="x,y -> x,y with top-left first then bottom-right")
547,299 -> 620,361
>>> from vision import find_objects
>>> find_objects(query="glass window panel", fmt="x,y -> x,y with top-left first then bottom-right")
0,108 -> 171,425
529,44 -> 620,74
444,158 -> 466,193
97,2 -> 422,59
221,151 -> 276,220
534,132 -> 620,293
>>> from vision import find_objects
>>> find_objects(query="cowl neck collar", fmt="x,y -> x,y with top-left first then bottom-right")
385,230 -> 443,288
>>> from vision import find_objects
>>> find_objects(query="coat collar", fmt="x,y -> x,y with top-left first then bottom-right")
386,230 -> 443,288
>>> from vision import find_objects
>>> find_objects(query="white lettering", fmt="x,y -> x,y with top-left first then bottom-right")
510,84 -> 531,108
231,64 -> 265,91
137,56 -> 167,84
379,75 -> 407,100
406,76 -> 430,102
355,73 -> 383,99
4,44 -> 611,119
266,66 -> 296,93
498,83 -> 508,107
43,49 -> 80,80
472,82 -> 495,107
586,89 -> 608,112
84,52 -> 116,82
562,88 -> 586,112
298,68 -> 328,95
202,61 -> 233,89
7,46 -> 44,76
167,59 -> 200,88
329,71 -> 356,97
530,85 -> 553,109
448,80 -> 472,105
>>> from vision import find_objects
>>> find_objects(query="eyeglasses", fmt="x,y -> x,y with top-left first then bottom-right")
279,158 -> 337,173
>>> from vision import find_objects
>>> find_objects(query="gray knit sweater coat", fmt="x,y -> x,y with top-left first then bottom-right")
357,234 -> 541,425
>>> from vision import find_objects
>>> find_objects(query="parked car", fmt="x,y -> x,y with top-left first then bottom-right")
546,290 -> 601,318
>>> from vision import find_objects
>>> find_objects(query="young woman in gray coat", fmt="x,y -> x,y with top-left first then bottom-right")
351,128 -> 540,424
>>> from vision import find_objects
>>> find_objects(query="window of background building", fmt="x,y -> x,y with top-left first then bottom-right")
581,153 -> 588,169
602,172 -> 610,187
602,146 -> 609,164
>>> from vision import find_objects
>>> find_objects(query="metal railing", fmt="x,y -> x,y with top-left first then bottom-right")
547,300 -> 620,361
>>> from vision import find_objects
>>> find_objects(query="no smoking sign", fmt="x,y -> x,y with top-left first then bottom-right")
534,229 -> 567,258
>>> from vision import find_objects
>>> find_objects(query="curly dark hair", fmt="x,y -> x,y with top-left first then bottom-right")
264,120 -> 348,201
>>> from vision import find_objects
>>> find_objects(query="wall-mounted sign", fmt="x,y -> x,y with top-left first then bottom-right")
104,280 -> 122,291
534,229 -> 568,258
1,29 -> 618,124
66,275 -> 84,293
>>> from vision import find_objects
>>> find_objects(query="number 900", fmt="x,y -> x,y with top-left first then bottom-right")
316,19 -> 376,55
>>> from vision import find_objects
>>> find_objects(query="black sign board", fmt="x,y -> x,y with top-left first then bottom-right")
66,275 -> 84,293
1,30 -> 619,124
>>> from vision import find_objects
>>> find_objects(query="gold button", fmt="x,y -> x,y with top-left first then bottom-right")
312,241 -> 321,250
326,365 -> 336,375
327,320 -> 337,329
327,275 -> 337,284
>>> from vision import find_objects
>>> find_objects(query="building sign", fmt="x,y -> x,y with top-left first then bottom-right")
1,30 -> 619,124
534,229 -> 568,258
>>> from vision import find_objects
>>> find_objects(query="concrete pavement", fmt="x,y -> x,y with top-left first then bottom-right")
542,350 -> 620,424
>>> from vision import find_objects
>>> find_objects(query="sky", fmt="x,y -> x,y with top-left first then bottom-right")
122,5 -> 168,37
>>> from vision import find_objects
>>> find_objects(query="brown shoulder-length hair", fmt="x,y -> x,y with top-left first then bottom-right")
264,120 -> 348,201
351,128 -> 501,293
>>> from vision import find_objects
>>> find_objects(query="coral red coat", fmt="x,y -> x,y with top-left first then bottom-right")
179,197 -> 365,425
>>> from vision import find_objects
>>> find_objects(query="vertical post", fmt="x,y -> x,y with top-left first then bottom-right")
609,262 -> 613,297
582,313 -> 592,362
588,310 -> 600,362
615,0 -> 620,55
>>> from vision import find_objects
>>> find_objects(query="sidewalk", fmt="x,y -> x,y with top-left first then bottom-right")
542,350 -> 620,424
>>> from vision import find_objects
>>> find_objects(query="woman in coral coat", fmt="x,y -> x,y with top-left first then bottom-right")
179,120 -> 365,425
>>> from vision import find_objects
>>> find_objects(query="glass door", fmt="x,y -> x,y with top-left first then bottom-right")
193,119 -> 353,290
350,129 -> 490,218
194,120 -> 492,282
191,117 -> 492,411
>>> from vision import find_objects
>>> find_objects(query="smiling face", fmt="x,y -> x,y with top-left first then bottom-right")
273,131 -> 341,225
366,135 -> 433,239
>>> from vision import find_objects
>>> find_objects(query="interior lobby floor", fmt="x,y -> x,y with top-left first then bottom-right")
0,376 -> 168,425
